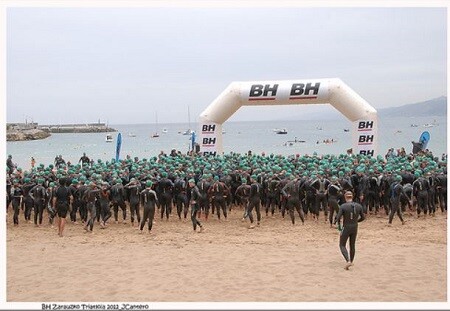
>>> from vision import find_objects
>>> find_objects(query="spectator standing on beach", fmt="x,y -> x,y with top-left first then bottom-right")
334,191 -> 365,270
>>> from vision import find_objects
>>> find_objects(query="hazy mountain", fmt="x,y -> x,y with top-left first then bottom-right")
274,96 -> 447,121
378,96 -> 447,117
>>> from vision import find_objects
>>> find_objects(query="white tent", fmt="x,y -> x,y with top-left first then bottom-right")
198,78 -> 377,156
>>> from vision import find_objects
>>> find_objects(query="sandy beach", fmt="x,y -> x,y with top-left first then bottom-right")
6,207 -> 447,302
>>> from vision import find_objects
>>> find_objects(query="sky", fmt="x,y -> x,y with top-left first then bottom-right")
5,5 -> 447,125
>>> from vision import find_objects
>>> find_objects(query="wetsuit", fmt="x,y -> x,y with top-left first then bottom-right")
83,187 -> 100,231
365,175 -> 380,214
435,173 -> 447,212
235,183 -> 250,218
427,175 -> 437,215
389,182 -> 406,224
140,188 -> 158,231
126,183 -> 142,224
29,184 -> 47,225
413,177 -> 430,216
197,179 -> 211,219
54,185 -> 71,219
110,182 -> 127,222
158,178 -> 174,220
68,184 -> 79,222
303,178 -> 316,217
246,181 -> 262,225
173,178 -> 189,219
310,177 -> 330,219
22,182 -> 36,222
327,182 -> 342,226
400,183 -> 414,212
265,177 -> 280,216
11,185 -> 23,225
46,187 -> 56,225
209,181 -> 229,220
380,174 -> 395,215
98,188 -> 111,225
281,179 -> 305,225
77,183 -> 88,223
189,185 -> 203,231
334,201 -> 365,263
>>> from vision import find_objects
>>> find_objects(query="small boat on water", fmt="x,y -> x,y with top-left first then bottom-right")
344,129 -> 350,132
162,128 -> 168,134
182,129 -> 193,135
151,133 -> 160,138
423,123 -> 434,128
106,134 -> 113,142
128,133 -> 136,137
410,124 -> 418,127
275,128 -> 288,134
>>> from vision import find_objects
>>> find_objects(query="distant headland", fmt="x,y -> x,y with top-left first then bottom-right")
6,122 -> 117,141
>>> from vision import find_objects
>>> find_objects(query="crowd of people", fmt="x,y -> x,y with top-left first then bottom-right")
5,148 -> 447,238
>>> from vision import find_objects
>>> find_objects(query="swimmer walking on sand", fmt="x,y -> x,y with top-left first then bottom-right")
334,191 -> 365,270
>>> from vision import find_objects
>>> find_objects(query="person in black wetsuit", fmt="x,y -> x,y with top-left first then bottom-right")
110,179 -> 127,224
98,182 -> 111,228
189,179 -> 204,232
310,173 -> 330,222
389,175 -> 407,225
327,176 -> 342,227
246,175 -> 262,228
7,154 -> 15,175
83,182 -> 100,232
79,153 -> 90,167
29,178 -> 47,227
265,174 -> 280,217
334,191 -> 365,270
281,176 -> 305,225
173,175 -> 189,220
157,172 -> 174,220
124,178 -> 142,225
208,176 -> 230,221
10,179 -> 23,226
413,173 -> 429,218
197,175 -> 211,220
435,171 -> 447,213
21,177 -> 35,223
46,182 -> 56,226
140,180 -> 158,233
54,179 -> 72,237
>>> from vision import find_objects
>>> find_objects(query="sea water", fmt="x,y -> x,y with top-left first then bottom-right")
6,116 -> 447,170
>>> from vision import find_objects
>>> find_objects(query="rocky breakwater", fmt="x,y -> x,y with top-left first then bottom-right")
7,128 -> 51,141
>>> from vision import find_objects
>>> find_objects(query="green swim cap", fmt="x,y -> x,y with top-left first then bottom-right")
146,180 -> 153,187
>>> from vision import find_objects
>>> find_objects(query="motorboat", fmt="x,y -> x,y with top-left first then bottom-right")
162,128 -> 168,134
151,133 -> 160,138
275,128 -> 288,134
344,129 -> 350,132
106,134 -> 113,142
182,129 -> 193,135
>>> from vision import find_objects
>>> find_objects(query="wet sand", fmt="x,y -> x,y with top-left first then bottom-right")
6,207 -> 447,302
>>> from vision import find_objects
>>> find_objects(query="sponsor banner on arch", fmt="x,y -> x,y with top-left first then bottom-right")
198,121 -> 221,156
353,118 -> 378,156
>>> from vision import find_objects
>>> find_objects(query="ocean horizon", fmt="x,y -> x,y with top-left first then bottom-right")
6,116 -> 447,171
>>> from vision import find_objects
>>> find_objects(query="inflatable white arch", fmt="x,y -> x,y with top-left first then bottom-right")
198,78 -> 377,156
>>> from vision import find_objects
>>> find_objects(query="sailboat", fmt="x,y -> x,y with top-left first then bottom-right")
151,112 -> 160,138
182,106 -> 193,135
